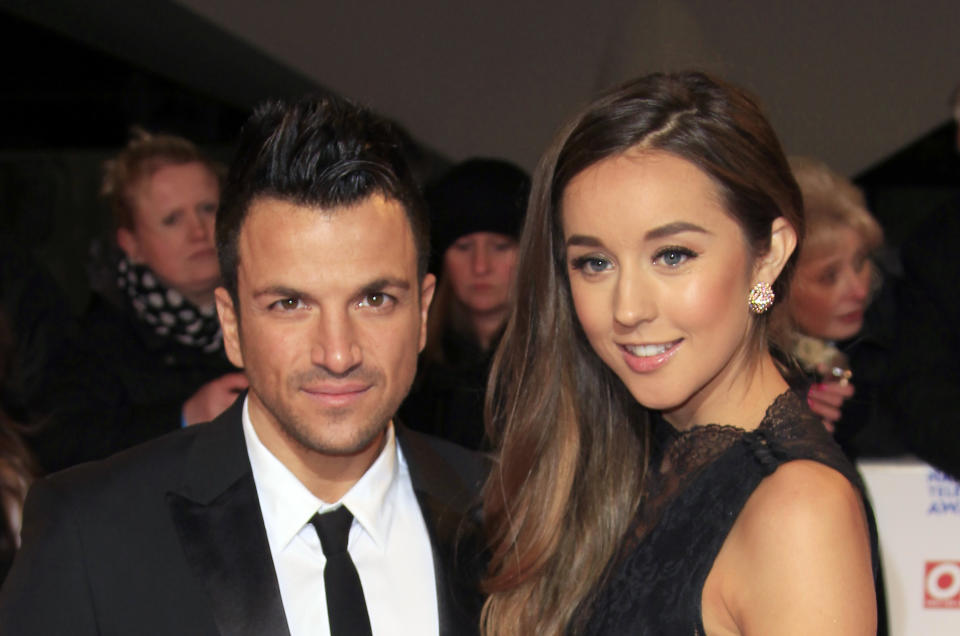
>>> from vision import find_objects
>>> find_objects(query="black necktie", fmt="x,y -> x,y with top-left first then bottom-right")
310,506 -> 373,636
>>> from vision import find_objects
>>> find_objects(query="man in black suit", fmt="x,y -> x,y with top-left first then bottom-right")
0,95 -> 486,635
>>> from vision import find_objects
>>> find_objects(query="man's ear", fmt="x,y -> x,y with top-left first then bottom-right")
215,287 -> 245,369
116,227 -> 142,263
753,217 -> 798,286
418,273 -> 437,353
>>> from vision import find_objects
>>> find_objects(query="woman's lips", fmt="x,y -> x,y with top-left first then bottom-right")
837,309 -> 864,325
190,247 -> 218,260
619,339 -> 683,373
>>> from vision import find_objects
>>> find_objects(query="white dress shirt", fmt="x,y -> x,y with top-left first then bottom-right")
242,397 -> 439,636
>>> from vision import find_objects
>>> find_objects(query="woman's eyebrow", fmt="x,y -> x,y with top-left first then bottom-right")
565,235 -> 603,248
644,221 -> 710,240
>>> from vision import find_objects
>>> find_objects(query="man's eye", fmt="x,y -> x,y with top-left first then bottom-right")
273,298 -> 303,310
359,293 -> 393,309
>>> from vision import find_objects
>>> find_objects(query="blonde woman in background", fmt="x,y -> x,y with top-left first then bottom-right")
784,158 -> 899,462
35,131 -> 246,472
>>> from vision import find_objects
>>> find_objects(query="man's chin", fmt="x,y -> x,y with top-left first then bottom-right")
289,418 -> 390,458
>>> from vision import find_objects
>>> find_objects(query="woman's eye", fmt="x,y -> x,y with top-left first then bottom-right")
161,213 -> 179,227
654,247 -> 696,267
571,255 -> 611,274
816,268 -> 839,286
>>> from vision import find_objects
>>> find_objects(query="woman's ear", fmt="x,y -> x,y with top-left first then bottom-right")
753,217 -> 797,284
116,227 -> 142,263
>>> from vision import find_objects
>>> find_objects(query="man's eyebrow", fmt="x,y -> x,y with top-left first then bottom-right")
644,221 -> 710,240
253,285 -> 304,299
251,278 -> 412,301
361,277 -> 411,293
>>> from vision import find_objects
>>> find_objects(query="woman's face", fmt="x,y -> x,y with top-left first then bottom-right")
117,161 -> 221,306
443,231 -> 518,317
788,226 -> 872,341
562,150 -> 763,425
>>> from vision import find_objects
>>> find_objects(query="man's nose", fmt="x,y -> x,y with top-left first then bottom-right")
310,310 -> 363,375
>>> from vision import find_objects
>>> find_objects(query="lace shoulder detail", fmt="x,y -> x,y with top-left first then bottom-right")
628,390 -> 847,545
661,391 -> 829,472
581,390 -> 861,635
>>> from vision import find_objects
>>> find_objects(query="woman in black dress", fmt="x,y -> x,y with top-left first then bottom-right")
481,72 -> 876,634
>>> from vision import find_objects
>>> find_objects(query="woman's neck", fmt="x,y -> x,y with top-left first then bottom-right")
662,351 -> 789,433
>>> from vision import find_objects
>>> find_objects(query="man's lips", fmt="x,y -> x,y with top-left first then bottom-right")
301,383 -> 371,407
619,339 -> 683,373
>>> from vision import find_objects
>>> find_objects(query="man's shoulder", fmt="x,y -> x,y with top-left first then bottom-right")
43,414 -> 238,505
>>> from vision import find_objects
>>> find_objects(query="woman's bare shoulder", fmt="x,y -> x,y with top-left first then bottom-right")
712,459 -> 876,635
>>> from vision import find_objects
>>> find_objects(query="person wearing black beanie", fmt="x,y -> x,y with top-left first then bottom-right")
398,158 -> 530,450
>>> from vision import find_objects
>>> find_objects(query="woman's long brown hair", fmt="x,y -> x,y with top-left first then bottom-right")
481,71 -> 803,635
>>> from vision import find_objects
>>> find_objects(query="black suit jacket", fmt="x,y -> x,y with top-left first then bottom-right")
0,397 -> 487,635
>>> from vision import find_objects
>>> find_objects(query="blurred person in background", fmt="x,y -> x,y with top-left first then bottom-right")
0,310 -> 39,584
781,157 -> 897,461
399,158 -> 529,450
895,196 -> 960,481
33,130 -> 245,472
882,85 -> 960,481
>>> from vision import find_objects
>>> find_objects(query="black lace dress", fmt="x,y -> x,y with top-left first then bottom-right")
581,391 -> 876,635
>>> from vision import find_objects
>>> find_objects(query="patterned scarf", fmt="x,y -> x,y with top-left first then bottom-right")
117,256 -> 222,353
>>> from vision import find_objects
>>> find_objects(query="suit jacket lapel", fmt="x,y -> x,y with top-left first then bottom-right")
166,397 -> 290,636
397,426 -> 486,636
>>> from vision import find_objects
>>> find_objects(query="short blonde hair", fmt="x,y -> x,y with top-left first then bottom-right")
102,128 -> 222,230
789,156 -> 883,255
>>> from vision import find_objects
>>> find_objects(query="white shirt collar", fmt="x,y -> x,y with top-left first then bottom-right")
242,396 -> 399,554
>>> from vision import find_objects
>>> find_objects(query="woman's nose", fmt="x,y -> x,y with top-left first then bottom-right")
613,271 -> 657,327
847,265 -> 871,300
472,245 -> 492,274
189,210 -> 213,240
